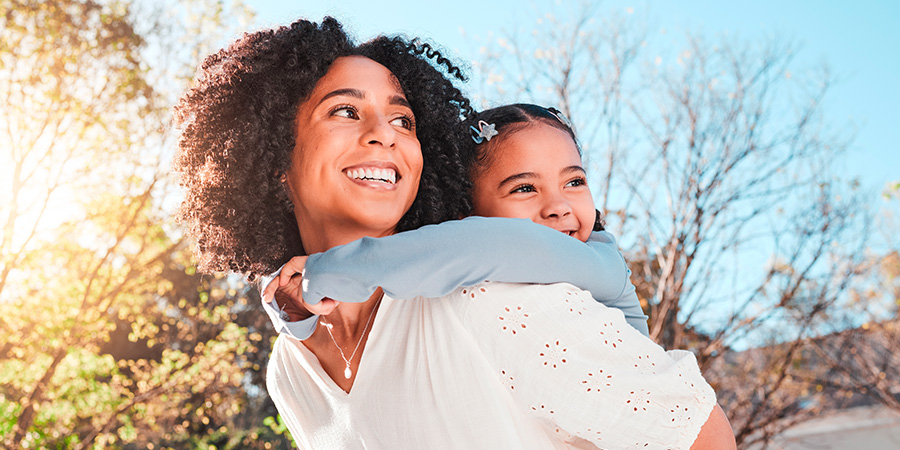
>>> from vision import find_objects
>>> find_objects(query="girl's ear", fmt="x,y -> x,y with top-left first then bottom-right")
593,209 -> 606,231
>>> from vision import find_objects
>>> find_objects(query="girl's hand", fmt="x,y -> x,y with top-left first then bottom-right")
263,256 -> 308,304
263,256 -> 339,318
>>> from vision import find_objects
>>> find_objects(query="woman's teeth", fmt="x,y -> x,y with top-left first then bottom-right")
346,168 -> 397,184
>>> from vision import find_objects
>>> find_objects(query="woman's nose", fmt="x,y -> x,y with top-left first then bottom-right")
361,116 -> 396,148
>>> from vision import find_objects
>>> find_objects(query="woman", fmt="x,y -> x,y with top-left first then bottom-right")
173,17 -> 734,449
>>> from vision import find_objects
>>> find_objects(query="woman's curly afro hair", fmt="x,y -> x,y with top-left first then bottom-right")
173,17 -> 473,280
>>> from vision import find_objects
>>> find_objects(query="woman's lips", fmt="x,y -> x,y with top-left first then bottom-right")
345,167 -> 397,184
343,163 -> 400,190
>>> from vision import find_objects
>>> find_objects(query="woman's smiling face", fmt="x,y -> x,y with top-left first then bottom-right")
286,56 -> 423,250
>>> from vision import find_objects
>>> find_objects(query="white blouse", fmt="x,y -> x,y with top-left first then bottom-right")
267,282 -> 716,450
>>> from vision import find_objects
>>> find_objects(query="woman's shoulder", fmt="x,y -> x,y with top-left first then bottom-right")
266,333 -> 321,380
450,281 -> 622,332
454,281 -> 601,312
446,281 -> 718,449
455,280 -> 589,297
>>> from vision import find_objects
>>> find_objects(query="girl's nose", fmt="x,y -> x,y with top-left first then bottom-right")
541,191 -> 572,219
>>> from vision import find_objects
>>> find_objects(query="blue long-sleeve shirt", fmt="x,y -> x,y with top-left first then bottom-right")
262,216 -> 648,338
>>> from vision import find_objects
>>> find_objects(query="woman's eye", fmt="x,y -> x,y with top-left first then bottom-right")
511,184 -> 536,194
331,105 -> 359,119
565,177 -> 587,188
390,115 -> 415,131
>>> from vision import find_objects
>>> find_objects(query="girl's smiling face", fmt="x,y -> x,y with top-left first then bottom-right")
471,122 -> 595,242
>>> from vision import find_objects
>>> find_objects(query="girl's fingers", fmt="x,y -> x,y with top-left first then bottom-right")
278,270 -> 291,287
262,256 -> 308,302
263,279 -> 277,302
307,298 -> 338,315
278,265 -> 296,286
278,256 -> 308,287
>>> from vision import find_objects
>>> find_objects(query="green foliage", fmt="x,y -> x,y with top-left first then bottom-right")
263,414 -> 296,442
0,0 -> 291,449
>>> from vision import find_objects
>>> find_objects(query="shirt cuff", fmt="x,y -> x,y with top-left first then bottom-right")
260,265 -> 319,340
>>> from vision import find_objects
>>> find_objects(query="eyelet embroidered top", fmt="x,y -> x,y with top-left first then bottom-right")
267,282 -> 716,450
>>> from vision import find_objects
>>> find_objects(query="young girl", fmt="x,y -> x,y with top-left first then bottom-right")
261,103 -> 649,339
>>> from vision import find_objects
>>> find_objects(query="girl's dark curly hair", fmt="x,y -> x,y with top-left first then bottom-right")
462,103 -> 579,178
172,17 -> 474,280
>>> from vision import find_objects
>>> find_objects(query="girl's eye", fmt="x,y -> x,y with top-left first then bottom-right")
565,177 -> 587,188
511,184 -> 536,194
390,115 -> 415,131
331,105 -> 359,119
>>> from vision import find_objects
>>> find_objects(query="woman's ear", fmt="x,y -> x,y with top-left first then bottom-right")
280,171 -> 295,204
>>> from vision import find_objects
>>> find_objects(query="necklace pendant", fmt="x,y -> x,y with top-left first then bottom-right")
344,365 -> 352,379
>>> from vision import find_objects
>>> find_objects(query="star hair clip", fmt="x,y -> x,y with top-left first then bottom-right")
547,107 -> 574,131
470,120 -> 499,144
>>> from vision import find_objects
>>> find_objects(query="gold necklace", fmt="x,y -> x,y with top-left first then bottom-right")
320,299 -> 381,379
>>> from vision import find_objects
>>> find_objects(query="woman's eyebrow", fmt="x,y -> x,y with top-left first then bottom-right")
390,95 -> 412,109
319,88 -> 365,104
317,89 -> 411,109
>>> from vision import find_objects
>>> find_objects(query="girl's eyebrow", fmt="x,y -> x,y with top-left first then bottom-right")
498,172 -> 536,188
561,165 -> 586,175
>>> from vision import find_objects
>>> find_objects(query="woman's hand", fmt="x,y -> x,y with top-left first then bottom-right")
263,256 -> 339,319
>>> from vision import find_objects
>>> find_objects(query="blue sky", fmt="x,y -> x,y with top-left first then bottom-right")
247,0 -> 898,195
